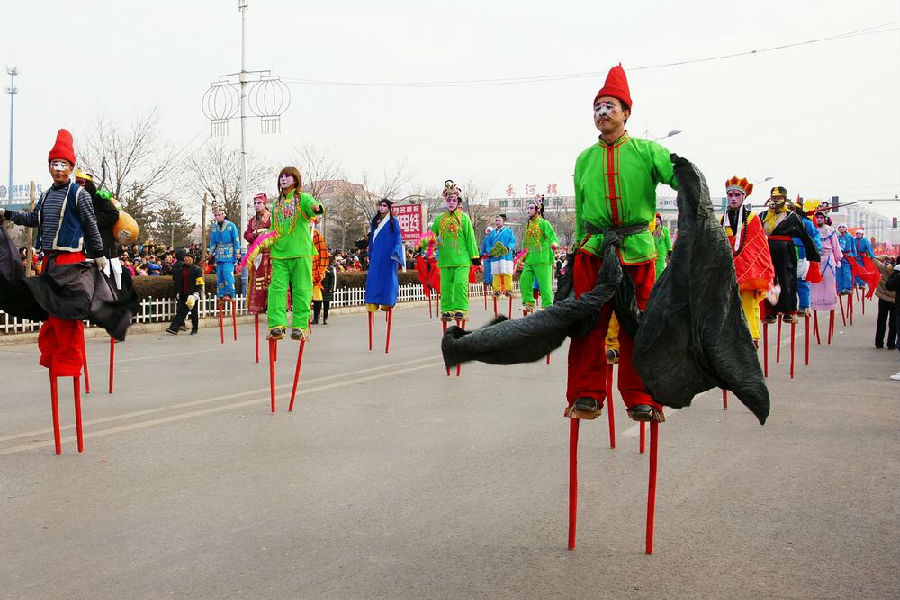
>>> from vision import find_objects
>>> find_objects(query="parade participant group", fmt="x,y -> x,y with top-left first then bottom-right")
1,64 -> 897,560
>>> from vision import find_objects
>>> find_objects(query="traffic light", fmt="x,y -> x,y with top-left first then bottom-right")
831,195 -> 839,213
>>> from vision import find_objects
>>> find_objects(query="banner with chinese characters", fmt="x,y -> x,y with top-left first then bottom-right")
392,204 -> 424,243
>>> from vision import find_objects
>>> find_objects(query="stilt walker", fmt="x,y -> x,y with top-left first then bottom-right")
245,193 -> 273,363
363,199 -> 406,354
265,166 -> 324,343
310,221 -> 331,328
519,199 -> 559,316
480,226 -> 494,311
208,200 -> 241,343
486,213 -> 517,318
809,208 -> 843,353
0,129 -> 134,454
721,176 -> 775,347
760,187 -> 820,333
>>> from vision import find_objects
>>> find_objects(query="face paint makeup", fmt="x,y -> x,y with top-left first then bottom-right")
50,160 -> 69,171
594,101 -> 615,118
445,196 -> 459,211
280,175 -> 294,189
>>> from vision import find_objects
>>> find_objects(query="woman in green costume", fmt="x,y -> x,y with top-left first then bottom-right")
520,199 -> 559,313
429,180 -> 479,321
266,166 -> 324,341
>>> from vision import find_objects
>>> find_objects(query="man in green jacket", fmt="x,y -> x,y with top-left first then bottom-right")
566,64 -> 677,422
520,199 -> 559,313
430,180 -> 479,320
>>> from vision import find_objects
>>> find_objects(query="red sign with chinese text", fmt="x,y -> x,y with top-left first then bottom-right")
392,204 -> 424,243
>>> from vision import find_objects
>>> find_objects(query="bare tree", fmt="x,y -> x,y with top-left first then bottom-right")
295,145 -> 343,199
184,139 -> 272,226
78,109 -> 179,242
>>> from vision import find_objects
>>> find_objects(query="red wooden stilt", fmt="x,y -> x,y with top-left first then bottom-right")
508,294 -> 512,319
231,299 -> 238,341
218,299 -> 224,344
385,309 -> 393,353
776,318 -> 782,363
828,310 -> 834,344
723,389 -> 728,410
763,322 -> 769,377
568,418 -> 580,550
605,365 -> 616,449
789,320 -> 796,379
73,377 -> 84,453
82,342 -> 90,394
455,319 -> 464,376
839,295 -> 847,327
49,373 -> 61,455
273,340 -> 278,362
442,320 -> 450,376
254,315 -> 260,364
639,420 -> 646,454
645,420 -> 660,555
368,311 -> 374,351
426,287 -> 432,319
813,311 -> 821,345
288,340 -> 307,412
108,336 -> 115,394
861,291 -> 866,315
493,296 -> 498,318
848,293 -> 854,326
546,353 -> 551,365
483,284 -> 488,310
804,315 -> 810,366
268,339 -> 276,413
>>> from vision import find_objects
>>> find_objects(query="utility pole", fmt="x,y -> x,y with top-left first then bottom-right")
6,66 -> 18,207
202,1 -> 290,296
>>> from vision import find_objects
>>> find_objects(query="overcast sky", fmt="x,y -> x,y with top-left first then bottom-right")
2,0 -> 898,217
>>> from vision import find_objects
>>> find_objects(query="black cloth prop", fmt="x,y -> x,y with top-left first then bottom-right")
441,155 -> 769,424
0,225 -> 137,341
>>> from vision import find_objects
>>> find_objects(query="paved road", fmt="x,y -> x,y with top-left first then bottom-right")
1,295 -> 898,599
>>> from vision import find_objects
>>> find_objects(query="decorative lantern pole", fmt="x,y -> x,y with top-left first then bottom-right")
201,1 -> 291,294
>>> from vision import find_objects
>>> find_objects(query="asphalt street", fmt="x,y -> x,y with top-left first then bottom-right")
1,294 -> 898,599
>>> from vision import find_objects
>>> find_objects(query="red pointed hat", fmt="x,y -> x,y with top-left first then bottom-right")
48,129 -> 76,165
593,63 -> 632,109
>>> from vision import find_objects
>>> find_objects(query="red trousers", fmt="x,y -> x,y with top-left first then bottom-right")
37,252 -> 86,377
566,250 -> 659,410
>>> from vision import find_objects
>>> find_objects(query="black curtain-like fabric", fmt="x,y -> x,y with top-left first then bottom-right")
0,225 -> 137,341
441,155 -> 769,425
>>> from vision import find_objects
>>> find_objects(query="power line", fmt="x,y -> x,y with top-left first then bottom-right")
281,22 -> 897,88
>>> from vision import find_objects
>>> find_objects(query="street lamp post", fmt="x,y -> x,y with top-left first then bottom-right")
6,66 -> 18,207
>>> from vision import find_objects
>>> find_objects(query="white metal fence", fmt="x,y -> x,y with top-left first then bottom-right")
0,281 -> 522,334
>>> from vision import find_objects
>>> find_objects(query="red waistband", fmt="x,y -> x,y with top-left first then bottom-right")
768,235 -> 793,242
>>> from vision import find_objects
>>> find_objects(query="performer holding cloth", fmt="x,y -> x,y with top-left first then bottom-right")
566,64 -> 677,422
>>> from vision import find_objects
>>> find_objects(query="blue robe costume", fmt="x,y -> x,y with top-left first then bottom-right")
209,220 -> 240,298
836,231 -> 856,293
364,213 -> 406,307
853,235 -> 875,287
479,235 -> 494,285
792,215 -> 822,310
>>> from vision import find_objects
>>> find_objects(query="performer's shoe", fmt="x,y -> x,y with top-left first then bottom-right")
179,325 -> 187,331
381,305 -> 392,312
453,311 -> 466,320
310,317 -> 319,325
522,304 -> 535,315
322,319 -> 328,325
564,397 -> 603,420
190,329 -> 198,336
606,349 -> 619,364
365,303 -> 378,313
504,291 -> 513,298
492,291 -> 502,298
627,404 -> 666,423
165,327 -> 178,336
762,315 -> 777,324
291,328 -> 309,341
440,312 -> 453,322
782,313 -> 797,324
801,308 -> 812,317
267,327 -> 285,340
887,344 -> 896,350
